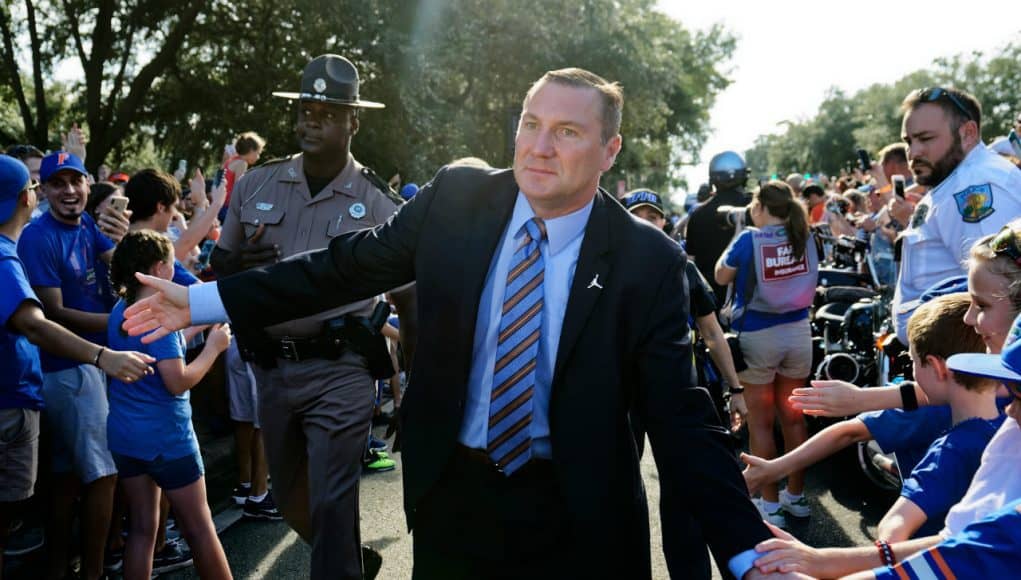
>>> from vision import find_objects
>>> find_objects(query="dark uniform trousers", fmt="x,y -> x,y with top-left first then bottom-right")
253,351 -> 375,580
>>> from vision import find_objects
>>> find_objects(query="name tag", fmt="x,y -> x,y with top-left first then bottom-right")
256,202 -> 274,211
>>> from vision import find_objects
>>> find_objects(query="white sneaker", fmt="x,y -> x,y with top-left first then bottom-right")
780,488 -> 811,518
753,498 -> 787,528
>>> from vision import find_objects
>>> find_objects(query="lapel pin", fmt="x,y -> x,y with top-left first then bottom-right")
587,274 -> 603,290
349,203 -> 367,219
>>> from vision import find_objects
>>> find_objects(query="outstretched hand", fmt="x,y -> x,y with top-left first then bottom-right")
788,380 -> 861,417
122,274 -> 193,343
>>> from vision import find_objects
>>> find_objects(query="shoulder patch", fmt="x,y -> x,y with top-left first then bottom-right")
910,203 -> 930,229
360,167 -> 404,206
953,183 -> 995,223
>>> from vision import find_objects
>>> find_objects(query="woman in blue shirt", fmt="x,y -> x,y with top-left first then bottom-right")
716,181 -> 819,528
107,230 -> 233,580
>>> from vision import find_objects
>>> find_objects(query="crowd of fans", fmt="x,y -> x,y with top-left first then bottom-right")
2,74 -> 1021,580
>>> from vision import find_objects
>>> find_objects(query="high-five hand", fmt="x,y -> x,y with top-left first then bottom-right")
122,274 -> 193,343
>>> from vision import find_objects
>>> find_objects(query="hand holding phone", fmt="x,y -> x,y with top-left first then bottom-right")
892,175 -> 906,199
108,195 -> 129,214
856,148 -> 871,172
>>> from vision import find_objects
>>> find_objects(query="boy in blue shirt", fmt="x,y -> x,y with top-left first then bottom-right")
0,155 -> 152,575
743,294 -> 1002,541
858,312 -> 1021,580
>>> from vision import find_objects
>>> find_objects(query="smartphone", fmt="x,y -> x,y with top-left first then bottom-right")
177,159 -> 187,172
212,168 -> 226,189
856,148 -> 871,172
108,195 -> 129,213
892,175 -> 906,199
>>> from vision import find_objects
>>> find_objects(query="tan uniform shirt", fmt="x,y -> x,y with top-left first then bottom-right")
218,153 -> 399,338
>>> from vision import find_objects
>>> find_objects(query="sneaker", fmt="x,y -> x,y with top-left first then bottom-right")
367,434 -> 388,451
779,488 -> 811,518
243,493 -> 283,521
104,546 -> 124,573
152,539 -> 194,574
753,498 -> 787,528
231,483 -> 252,506
3,523 -> 44,556
362,449 -> 396,473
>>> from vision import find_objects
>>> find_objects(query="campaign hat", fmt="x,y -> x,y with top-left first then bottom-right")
273,54 -> 384,109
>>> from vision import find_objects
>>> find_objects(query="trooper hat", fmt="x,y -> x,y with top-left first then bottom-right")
273,54 -> 384,109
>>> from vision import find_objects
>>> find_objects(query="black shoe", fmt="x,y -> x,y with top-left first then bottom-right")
362,545 -> 382,580
152,538 -> 194,574
243,492 -> 283,521
231,482 -> 252,506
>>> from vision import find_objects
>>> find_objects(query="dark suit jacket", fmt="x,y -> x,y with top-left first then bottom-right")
219,165 -> 771,578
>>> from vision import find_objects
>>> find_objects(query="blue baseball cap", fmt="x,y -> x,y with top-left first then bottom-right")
39,151 -> 88,182
0,155 -> 31,224
947,313 -> 1021,384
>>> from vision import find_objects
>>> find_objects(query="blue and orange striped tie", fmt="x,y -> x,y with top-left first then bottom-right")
487,217 -> 547,475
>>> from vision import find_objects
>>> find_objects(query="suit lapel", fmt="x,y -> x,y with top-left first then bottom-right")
457,173 -> 517,345
553,190 -> 614,384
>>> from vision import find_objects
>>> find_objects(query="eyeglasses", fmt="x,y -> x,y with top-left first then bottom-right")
990,225 -> 1021,266
916,88 -> 974,122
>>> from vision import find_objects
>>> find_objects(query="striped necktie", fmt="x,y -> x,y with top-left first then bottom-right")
487,217 -> 547,475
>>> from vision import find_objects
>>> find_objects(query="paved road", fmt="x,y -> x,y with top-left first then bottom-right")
163,426 -> 898,580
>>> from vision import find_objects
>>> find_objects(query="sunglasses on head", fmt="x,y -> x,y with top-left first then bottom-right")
916,88 -> 974,122
990,225 -> 1021,267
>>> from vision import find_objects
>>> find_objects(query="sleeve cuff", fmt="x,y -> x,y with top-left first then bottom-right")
728,548 -> 760,579
189,282 -> 230,325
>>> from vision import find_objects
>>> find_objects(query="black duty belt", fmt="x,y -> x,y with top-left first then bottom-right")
270,335 -> 346,362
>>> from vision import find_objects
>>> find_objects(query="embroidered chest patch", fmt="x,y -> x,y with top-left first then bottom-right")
953,183 -> 995,223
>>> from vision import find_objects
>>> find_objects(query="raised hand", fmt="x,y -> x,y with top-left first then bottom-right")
190,168 -> 208,209
63,122 -> 88,161
122,273 -> 193,343
206,323 -> 233,353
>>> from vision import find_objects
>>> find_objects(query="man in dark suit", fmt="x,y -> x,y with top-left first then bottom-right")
123,68 -> 782,579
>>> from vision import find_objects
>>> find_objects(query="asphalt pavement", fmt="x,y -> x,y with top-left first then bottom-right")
161,426 -> 898,580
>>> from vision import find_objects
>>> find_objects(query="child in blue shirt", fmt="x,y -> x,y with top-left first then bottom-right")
742,294 -> 1001,541
106,230 -> 232,580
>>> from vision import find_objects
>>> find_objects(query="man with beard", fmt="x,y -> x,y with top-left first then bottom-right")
892,88 -> 1021,345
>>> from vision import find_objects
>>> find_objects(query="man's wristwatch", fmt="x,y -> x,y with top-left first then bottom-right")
728,386 -> 745,395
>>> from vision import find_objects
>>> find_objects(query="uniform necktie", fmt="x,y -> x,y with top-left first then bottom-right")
487,217 -> 547,475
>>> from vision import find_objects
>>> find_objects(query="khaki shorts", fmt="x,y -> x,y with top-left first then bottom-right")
737,318 -> 812,384
0,408 -> 40,502
225,342 -> 260,428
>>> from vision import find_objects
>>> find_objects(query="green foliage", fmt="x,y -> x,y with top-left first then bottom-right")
2,0 -> 735,193
744,38 -> 1021,178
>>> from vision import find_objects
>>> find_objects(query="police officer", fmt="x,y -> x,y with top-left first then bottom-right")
684,151 -> 751,303
211,54 -> 415,580
893,87 -> 1021,344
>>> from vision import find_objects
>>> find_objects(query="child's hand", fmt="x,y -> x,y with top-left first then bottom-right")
207,323 -> 232,352
740,452 -> 778,496
789,380 -> 862,417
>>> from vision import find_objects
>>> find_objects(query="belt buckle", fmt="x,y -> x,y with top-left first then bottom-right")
279,338 -> 300,362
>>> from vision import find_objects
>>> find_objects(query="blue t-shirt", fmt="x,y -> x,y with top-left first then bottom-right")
721,229 -> 809,331
106,300 -> 197,461
859,397 -> 1013,480
0,235 -> 44,411
901,414 -> 1006,538
874,499 -> 1021,580
17,212 -> 114,372
859,405 -> 954,479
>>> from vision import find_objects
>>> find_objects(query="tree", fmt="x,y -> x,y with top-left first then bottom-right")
0,0 -> 204,170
